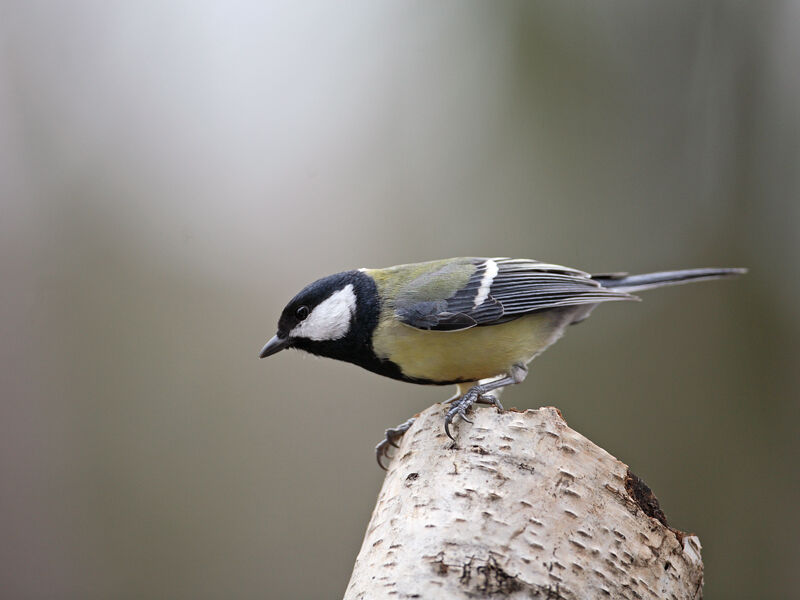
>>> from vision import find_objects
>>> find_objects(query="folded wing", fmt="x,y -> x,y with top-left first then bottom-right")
396,258 -> 635,331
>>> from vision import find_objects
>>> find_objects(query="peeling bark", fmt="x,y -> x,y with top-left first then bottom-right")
345,405 -> 703,599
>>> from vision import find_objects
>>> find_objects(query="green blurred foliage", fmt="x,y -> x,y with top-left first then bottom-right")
1,1 -> 797,598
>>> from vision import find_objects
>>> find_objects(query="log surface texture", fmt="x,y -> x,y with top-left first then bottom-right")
345,404 -> 703,599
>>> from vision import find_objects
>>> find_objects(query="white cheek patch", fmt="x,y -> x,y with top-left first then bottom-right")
290,284 -> 357,341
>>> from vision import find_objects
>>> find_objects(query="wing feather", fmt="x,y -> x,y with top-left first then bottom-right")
396,258 -> 635,331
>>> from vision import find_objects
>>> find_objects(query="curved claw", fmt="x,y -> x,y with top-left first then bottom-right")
375,417 -> 416,470
375,440 -> 390,470
443,392 -> 479,439
444,404 -> 461,440
481,394 -> 504,412
444,418 -> 455,441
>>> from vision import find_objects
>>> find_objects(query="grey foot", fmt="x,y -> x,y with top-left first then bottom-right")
443,389 -> 504,440
375,417 -> 416,470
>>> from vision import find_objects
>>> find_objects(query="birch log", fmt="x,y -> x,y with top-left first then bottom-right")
345,405 -> 703,599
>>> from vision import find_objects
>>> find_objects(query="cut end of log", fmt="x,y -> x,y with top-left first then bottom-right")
345,404 -> 703,600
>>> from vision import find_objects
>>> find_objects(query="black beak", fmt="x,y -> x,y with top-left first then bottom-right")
259,335 -> 289,358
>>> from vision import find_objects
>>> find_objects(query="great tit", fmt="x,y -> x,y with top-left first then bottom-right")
259,257 -> 744,467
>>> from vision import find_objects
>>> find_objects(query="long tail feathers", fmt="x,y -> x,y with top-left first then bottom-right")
593,267 -> 747,294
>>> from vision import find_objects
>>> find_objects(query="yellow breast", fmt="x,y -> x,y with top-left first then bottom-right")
372,312 -> 569,383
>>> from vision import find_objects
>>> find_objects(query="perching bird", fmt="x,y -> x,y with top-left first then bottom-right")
259,257 -> 744,468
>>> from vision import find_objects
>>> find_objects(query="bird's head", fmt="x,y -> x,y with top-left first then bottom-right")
259,270 -> 376,360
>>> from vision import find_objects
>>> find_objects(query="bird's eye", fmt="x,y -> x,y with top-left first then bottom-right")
295,305 -> 310,321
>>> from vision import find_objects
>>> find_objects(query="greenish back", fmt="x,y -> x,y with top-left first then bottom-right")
364,258 -> 478,308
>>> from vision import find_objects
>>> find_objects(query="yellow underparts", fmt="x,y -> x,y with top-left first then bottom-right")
372,312 -> 568,383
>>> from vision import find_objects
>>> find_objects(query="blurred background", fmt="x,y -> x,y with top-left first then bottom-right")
1,1 -> 798,598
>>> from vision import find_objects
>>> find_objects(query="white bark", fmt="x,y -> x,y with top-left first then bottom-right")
345,405 -> 703,599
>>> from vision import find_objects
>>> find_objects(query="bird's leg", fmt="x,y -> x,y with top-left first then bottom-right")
376,382 -> 499,469
444,364 -> 528,440
377,383 -> 488,469
448,382 -> 504,409
375,417 -> 416,470
474,378 -> 507,411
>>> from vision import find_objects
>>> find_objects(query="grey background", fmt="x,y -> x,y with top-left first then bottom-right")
1,2 -> 798,598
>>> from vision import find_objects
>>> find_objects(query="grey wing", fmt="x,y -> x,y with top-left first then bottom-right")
397,258 -> 636,331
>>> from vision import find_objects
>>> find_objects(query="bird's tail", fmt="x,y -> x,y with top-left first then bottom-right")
593,267 -> 747,294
